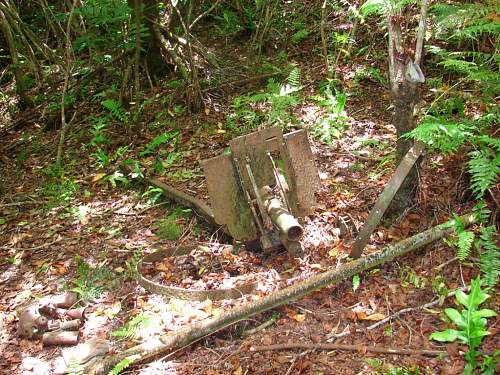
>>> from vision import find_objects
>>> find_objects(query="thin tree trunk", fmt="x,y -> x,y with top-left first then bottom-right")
0,8 -> 32,108
386,0 -> 428,216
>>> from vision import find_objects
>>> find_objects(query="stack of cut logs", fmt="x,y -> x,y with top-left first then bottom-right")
17,292 -> 85,346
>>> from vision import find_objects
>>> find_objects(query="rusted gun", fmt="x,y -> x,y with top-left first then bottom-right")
203,127 -> 320,256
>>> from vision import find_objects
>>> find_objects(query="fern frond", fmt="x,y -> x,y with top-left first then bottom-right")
108,355 -> 140,375
468,149 -> 500,198
457,230 -> 474,262
477,226 -> 499,289
473,201 -> 491,225
287,67 -> 301,88
406,118 -> 470,153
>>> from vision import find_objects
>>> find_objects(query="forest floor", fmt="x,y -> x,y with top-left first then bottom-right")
0,37 -> 498,375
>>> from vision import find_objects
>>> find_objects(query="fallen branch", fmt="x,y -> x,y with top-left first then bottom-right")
123,165 -> 216,226
250,343 -> 445,357
86,213 -> 474,374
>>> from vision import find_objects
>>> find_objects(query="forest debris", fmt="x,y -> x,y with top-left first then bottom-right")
85,213 -> 475,375
42,331 -> 80,347
62,338 -> 110,366
250,343 -> 445,357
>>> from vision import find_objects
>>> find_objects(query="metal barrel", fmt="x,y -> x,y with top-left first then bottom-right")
260,186 -> 304,241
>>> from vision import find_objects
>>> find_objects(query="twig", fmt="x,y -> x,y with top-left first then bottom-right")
250,343 -> 445,357
0,200 -> 46,208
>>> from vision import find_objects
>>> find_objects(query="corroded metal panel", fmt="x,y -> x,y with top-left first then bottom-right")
202,154 -> 257,241
229,127 -> 284,196
282,129 -> 320,217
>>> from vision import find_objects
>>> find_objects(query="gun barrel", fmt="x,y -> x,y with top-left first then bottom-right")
260,187 -> 303,241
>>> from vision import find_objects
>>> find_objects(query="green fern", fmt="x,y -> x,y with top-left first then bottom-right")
111,314 -> 152,340
286,67 -> 301,88
473,201 -> 491,225
101,99 -> 128,123
108,355 -> 140,375
468,149 -> 500,198
477,226 -> 499,289
457,230 -> 475,262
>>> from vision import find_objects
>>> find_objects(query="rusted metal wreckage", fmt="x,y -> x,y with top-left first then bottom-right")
202,127 -> 320,256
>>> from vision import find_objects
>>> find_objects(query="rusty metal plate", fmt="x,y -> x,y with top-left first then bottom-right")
282,129 -> 320,217
229,127 -> 284,196
202,154 -> 257,241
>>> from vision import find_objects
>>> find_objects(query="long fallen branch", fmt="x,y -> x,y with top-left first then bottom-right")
250,343 -> 445,357
86,213 -> 474,374
122,165 -> 216,226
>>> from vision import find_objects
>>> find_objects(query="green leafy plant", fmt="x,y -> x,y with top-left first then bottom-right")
140,131 -> 179,157
108,355 -> 140,375
310,86 -> 350,145
70,256 -> 115,301
111,314 -> 152,340
290,23 -> 309,44
364,358 -> 420,375
430,277 -> 497,374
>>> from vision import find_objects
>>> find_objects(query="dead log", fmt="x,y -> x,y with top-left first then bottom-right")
122,165 -> 216,227
86,213 -> 474,374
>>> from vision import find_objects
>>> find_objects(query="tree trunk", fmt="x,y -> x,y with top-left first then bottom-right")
390,80 -> 419,215
0,8 -> 32,108
385,0 -> 428,217
128,0 -> 167,79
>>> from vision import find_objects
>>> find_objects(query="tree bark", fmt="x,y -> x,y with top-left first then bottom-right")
386,1 -> 428,217
0,8 -> 32,108
85,213 -> 475,375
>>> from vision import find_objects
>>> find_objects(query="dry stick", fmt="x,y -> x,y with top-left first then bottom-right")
251,343 -> 444,357
350,142 -> 426,259
86,213 -> 475,375
320,0 -> 329,73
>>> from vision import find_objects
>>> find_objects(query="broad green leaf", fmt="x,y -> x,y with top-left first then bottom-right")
469,329 -> 490,339
444,308 -> 466,328
429,329 -> 461,342
360,0 -> 389,17
468,277 -> 489,309
472,309 -> 497,319
455,289 -> 470,309
352,274 -> 361,292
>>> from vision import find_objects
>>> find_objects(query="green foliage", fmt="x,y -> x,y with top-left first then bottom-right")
364,358 -> 420,375
430,277 -> 497,374
290,23 -> 309,44
310,86 -> 350,145
142,186 -> 164,204
140,131 -> 179,157
476,226 -> 499,289
40,173 -> 80,209
111,314 -> 152,340
360,0 -> 417,18
155,208 -> 191,241
101,99 -> 128,123
456,230 -> 475,262
107,355 -> 140,375
70,256 -> 115,301
468,149 -> 499,199
407,113 -> 499,199
352,274 -> 361,292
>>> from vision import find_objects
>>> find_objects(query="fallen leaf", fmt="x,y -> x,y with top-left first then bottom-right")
363,313 -> 386,321
92,173 -> 107,182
